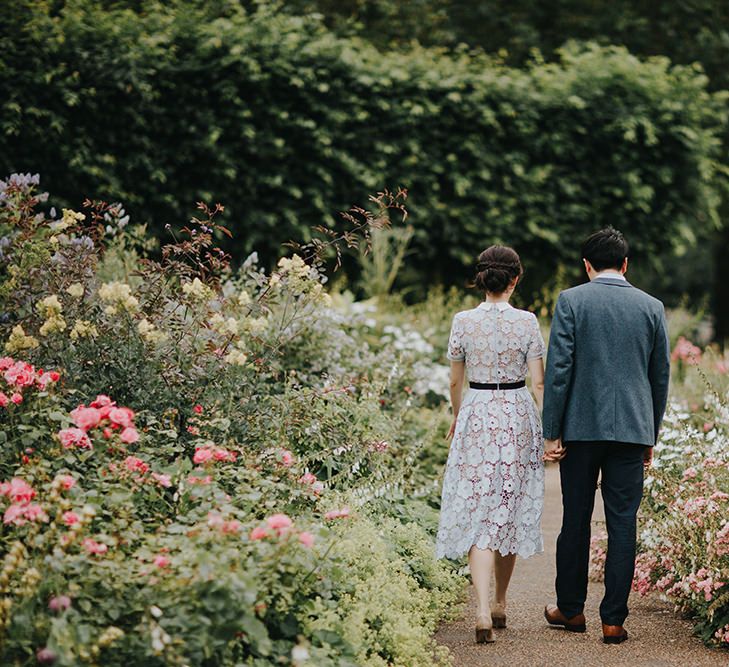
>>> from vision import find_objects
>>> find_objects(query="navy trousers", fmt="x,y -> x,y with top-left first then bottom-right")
555,441 -> 646,626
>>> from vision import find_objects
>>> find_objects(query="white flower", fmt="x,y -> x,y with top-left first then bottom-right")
66,283 -> 85,298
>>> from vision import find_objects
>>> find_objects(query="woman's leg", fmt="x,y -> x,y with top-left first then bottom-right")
468,545 -> 495,618
493,552 -> 517,606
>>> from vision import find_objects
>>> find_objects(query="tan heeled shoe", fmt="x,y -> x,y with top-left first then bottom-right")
475,613 -> 495,644
491,602 -> 506,629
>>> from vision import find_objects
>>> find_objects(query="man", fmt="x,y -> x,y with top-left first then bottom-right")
542,227 -> 670,644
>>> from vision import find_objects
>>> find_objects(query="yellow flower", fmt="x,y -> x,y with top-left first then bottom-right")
182,277 -> 213,301
224,349 -> 248,366
4,325 -> 40,353
36,294 -> 63,317
98,282 -> 138,312
66,283 -> 85,298
70,320 -> 98,341
137,319 -> 167,344
245,316 -> 269,336
237,290 -> 252,307
39,315 -> 67,336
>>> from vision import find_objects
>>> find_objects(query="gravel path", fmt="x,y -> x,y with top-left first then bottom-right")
434,464 -> 729,667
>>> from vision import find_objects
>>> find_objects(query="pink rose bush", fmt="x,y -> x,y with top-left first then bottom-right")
58,394 -> 140,451
0,358 -> 60,408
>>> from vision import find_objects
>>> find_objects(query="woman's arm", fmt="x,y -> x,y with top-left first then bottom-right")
446,360 -> 466,439
527,356 -> 545,412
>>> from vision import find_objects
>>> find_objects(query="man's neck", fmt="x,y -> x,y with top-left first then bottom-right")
592,269 -> 626,281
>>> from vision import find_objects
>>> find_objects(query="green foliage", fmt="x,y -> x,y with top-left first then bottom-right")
0,178 -> 464,666
1,2 -> 726,302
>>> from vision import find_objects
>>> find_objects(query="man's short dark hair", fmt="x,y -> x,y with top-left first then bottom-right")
581,227 -> 629,271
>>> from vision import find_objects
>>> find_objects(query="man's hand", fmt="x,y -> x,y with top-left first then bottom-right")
544,438 -> 566,462
643,446 -> 653,469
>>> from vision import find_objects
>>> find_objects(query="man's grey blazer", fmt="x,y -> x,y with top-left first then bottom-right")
542,275 -> 670,446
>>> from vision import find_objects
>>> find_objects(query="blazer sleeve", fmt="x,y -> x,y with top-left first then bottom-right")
542,293 -> 575,440
648,305 -> 671,444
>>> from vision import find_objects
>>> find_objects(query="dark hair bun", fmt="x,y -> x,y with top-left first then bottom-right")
473,246 -> 523,294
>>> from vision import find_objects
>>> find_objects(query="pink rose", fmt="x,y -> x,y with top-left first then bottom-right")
23,503 -> 48,523
324,507 -> 351,520
187,474 -> 212,485
48,595 -> 71,612
222,520 -> 241,534
704,422 -> 715,433
250,526 -> 269,540
193,448 -> 214,465
10,393 -> 22,405
123,456 -> 149,474
213,448 -> 237,462
62,511 -> 80,526
280,449 -> 294,467
193,404 -> 203,414
299,531 -> 315,548
299,472 -> 316,485
0,357 -> 14,371
56,474 -> 76,490
5,478 -> 36,503
102,428 -> 113,439
120,427 -> 140,444
5,362 -> 35,387
90,394 -> 114,409
58,428 -> 93,450
3,504 -> 28,526
151,472 -> 172,488
82,538 -> 108,555
266,513 -> 293,533
0,393 -> 8,408
108,406 -> 134,428
70,406 -> 102,431
49,371 -> 61,382
153,555 -> 171,568
207,512 -> 224,529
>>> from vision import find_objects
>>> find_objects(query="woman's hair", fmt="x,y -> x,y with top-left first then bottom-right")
473,245 -> 523,294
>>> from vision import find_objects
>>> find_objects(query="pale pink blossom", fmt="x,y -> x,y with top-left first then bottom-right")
222,520 -> 241,534
108,406 -> 134,428
671,336 -> 702,364
193,448 -> 214,465
1,478 -> 37,503
153,555 -> 171,568
279,449 -> 294,466
0,392 -> 8,408
299,472 -> 317,485
187,474 -> 212,485
10,393 -> 22,405
82,538 -> 108,555
207,512 -> 224,529
703,422 -> 715,433
3,504 -> 28,525
70,406 -> 102,431
62,511 -> 80,526
120,427 -> 140,444
324,507 -> 351,520
266,513 -> 293,533
299,531 -> 315,548
90,394 -> 114,409
151,472 -> 172,488
58,428 -> 93,450
48,595 -> 71,612
55,474 -> 76,490
250,526 -> 268,540
123,456 -> 149,474
0,356 -> 14,371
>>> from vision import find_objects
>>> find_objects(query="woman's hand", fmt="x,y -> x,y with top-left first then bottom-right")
544,438 -> 566,462
446,418 -> 458,440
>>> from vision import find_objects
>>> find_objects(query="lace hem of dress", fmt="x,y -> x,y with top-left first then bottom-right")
435,533 -> 544,561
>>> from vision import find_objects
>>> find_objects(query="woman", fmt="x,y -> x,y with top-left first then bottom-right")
435,245 -> 546,644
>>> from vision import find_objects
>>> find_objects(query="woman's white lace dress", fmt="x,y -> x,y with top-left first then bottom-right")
435,301 -> 546,560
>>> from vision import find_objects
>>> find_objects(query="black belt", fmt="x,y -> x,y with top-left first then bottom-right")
469,380 -> 526,390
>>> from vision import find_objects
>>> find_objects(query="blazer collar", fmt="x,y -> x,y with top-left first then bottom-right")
593,276 -> 633,288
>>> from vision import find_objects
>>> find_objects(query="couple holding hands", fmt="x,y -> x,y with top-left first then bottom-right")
435,228 -> 670,645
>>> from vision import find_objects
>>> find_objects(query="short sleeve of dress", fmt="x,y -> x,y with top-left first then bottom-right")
526,314 -> 546,360
446,314 -> 466,361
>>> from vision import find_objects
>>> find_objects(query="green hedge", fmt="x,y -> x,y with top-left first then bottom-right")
2,0 -> 726,296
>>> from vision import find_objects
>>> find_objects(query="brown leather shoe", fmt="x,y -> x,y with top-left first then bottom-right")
544,604 -> 586,633
602,624 -> 629,644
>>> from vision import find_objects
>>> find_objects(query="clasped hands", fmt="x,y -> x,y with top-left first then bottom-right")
543,438 -> 566,462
